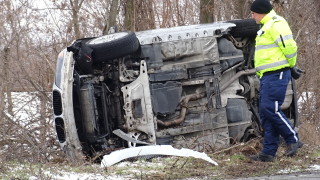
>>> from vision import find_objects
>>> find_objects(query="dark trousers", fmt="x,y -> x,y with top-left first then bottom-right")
259,69 -> 299,156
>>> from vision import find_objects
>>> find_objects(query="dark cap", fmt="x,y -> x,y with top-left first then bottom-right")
251,0 -> 272,14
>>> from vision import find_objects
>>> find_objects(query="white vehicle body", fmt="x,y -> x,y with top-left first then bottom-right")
52,19 -> 298,160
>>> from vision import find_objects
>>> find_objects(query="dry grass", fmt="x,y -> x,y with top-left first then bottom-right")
299,121 -> 320,146
1,137 -> 319,180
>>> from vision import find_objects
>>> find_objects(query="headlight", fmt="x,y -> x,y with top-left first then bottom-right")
54,49 -> 66,88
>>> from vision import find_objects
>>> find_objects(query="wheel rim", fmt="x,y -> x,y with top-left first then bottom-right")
88,32 -> 128,45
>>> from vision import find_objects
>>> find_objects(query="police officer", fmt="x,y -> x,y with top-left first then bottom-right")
249,0 -> 303,162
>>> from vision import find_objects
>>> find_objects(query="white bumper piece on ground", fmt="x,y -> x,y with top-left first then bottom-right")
101,145 -> 218,167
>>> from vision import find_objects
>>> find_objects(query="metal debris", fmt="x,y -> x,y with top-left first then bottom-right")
101,145 -> 218,167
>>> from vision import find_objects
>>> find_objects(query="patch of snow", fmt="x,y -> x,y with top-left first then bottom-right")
278,164 -> 320,174
9,163 -> 127,180
41,171 -> 127,180
10,92 -> 41,122
278,167 -> 300,174
308,165 -> 320,171
28,176 -> 38,180
5,92 -> 52,129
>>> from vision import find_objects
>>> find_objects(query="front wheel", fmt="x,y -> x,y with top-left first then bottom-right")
86,32 -> 140,63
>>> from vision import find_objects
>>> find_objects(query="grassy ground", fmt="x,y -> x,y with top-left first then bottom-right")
1,138 -> 319,180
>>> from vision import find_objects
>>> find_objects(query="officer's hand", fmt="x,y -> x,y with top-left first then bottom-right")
290,66 -> 305,80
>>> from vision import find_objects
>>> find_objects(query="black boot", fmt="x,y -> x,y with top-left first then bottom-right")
249,152 -> 274,162
285,141 -> 303,156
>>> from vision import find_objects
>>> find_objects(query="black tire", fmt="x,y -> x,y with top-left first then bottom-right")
86,32 -> 140,63
227,19 -> 260,38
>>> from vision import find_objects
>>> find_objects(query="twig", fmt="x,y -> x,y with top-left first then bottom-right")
180,158 -> 189,169
212,138 -> 260,155
170,158 -> 180,169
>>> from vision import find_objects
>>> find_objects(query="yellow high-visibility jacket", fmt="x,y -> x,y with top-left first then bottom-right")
254,10 -> 297,78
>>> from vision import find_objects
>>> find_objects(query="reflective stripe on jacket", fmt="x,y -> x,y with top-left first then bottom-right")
254,10 -> 298,78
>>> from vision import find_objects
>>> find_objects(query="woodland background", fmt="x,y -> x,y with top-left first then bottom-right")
0,0 -> 319,163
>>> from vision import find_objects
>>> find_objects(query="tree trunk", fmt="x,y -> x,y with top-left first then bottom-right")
69,0 -> 84,39
38,91 -> 48,142
103,0 -> 119,35
233,0 -> 251,19
123,0 -> 135,31
3,47 -> 13,116
135,0 -> 156,31
200,0 -> 214,23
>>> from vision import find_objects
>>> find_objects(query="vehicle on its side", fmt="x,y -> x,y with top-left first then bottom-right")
52,19 -> 299,160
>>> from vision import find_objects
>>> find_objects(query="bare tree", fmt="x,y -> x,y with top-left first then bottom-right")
0,0 -> 63,162
69,0 -> 85,39
200,0 -> 214,23
122,0 -> 156,31
154,0 -> 199,27
123,0 -> 135,31
0,1 -> 17,117
103,0 -> 120,35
